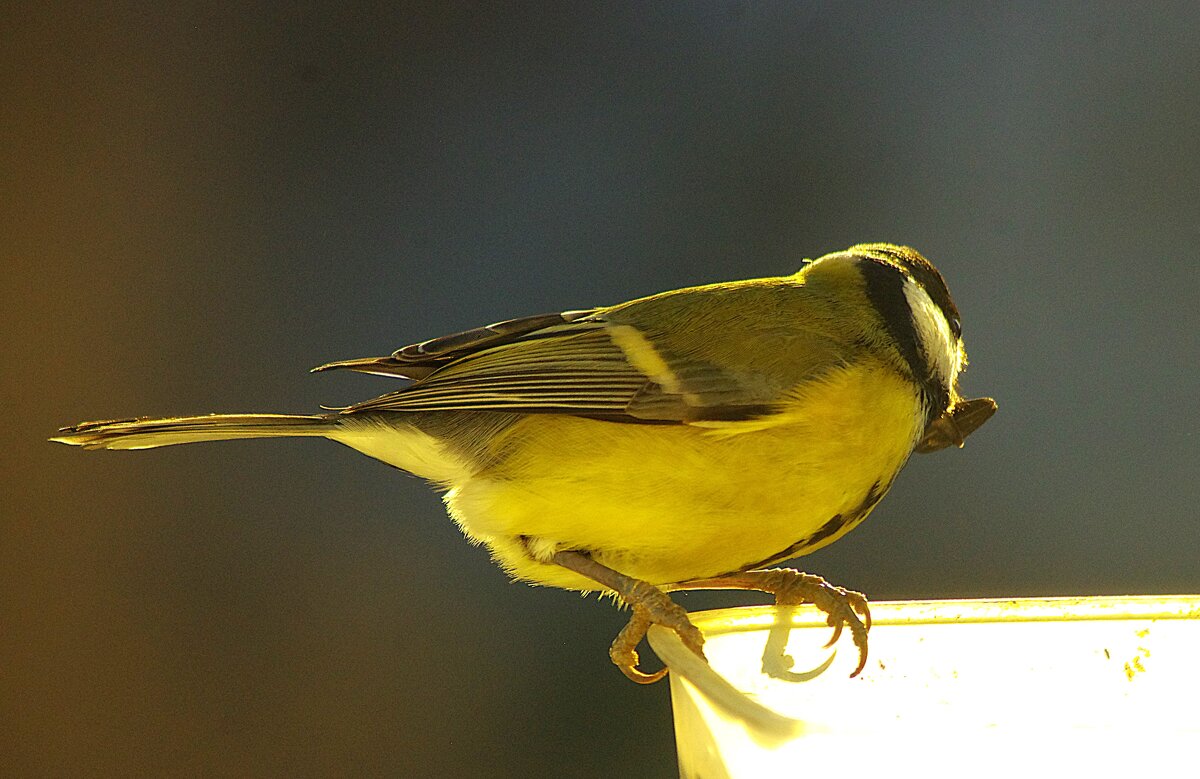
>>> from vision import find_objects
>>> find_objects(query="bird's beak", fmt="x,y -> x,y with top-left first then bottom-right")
914,397 -> 997,454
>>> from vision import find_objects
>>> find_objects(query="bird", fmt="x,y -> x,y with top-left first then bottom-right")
53,243 -> 995,683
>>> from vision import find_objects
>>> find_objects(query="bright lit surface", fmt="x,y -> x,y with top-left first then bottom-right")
647,596 -> 1200,778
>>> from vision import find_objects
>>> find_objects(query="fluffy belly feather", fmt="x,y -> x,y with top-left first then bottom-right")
443,362 -> 924,591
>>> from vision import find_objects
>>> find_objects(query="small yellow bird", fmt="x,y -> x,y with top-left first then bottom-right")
53,243 -> 995,682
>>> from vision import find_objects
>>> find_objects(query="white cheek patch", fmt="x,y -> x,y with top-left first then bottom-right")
902,278 -> 961,389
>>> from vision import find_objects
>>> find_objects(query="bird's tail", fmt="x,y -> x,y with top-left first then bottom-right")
51,413 -> 336,450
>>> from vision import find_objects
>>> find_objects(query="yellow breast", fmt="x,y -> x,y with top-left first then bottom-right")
442,358 -> 925,591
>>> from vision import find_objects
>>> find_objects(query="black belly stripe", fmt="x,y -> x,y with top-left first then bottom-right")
729,479 -> 893,574
804,512 -> 851,548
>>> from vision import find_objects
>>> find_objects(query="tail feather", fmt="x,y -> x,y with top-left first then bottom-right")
51,413 -> 335,450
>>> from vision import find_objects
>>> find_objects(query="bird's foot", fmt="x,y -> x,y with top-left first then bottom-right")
674,568 -> 871,677
609,578 -> 705,684
549,550 -> 704,684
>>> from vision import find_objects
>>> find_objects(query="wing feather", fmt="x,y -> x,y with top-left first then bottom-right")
321,277 -> 856,424
312,310 -> 601,379
345,327 -> 654,415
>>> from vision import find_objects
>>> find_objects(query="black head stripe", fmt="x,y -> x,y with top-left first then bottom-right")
868,245 -> 962,338
856,257 -> 949,419
857,258 -> 927,383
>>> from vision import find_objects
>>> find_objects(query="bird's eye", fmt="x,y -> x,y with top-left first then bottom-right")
949,315 -> 962,338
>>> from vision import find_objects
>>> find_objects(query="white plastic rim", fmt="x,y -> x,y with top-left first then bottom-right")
647,595 -> 1200,779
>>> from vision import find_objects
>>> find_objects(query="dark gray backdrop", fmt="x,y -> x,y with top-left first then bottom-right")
6,3 -> 1198,776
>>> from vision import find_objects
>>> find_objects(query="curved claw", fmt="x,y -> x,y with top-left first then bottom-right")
614,654 -> 669,685
610,608 -> 669,684
841,592 -> 871,676
664,567 -> 871,678
848,633 -> 869,678
846,591 -> 872,632
546,551 -> 705,685
831,593 -> 869,677
821,586 -> 867,676
608,597 -> 704,684
765,570 -> 870,678
823,618 -> 844,649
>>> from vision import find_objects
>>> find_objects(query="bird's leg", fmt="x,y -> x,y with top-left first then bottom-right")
671,569 -> 872,677
550,550 -> 705,684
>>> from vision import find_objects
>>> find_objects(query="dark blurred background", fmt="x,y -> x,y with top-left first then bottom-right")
5,2 -> 1198,776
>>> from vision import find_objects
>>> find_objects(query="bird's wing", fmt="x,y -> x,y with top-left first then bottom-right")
318,280 -> 852,423
312,310 -> 599,381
